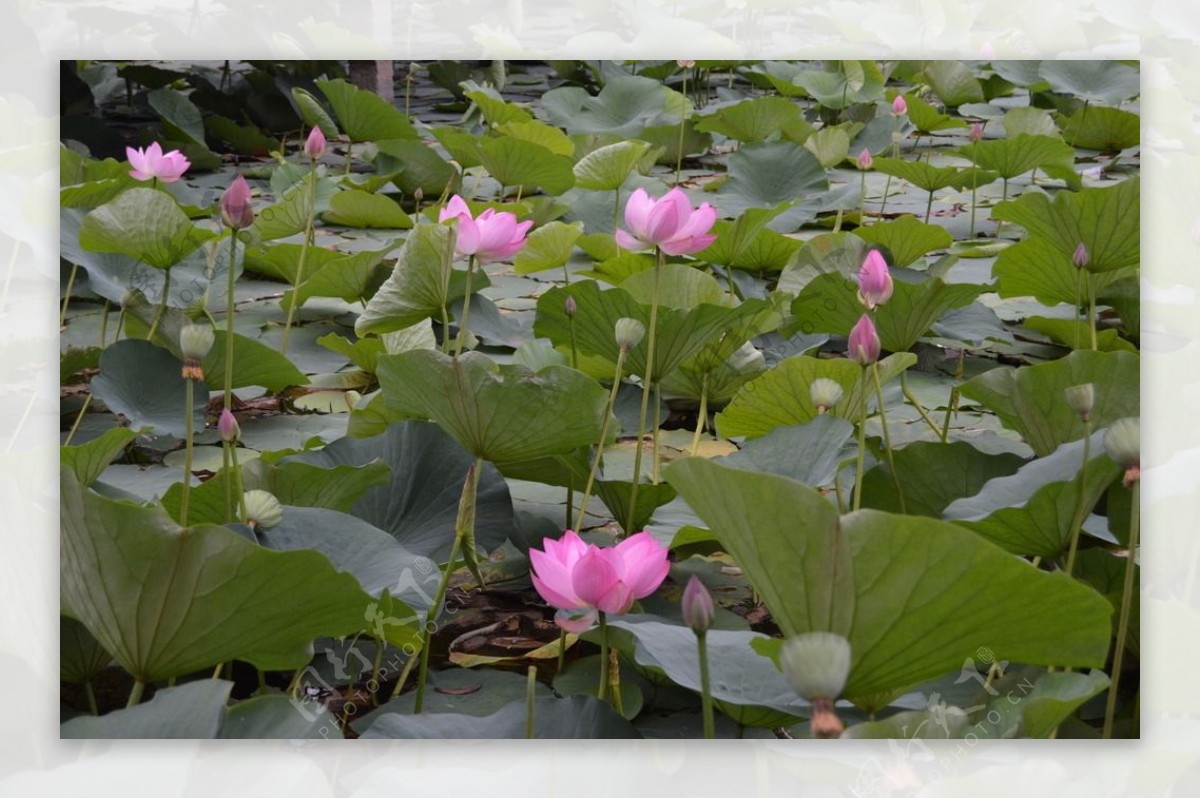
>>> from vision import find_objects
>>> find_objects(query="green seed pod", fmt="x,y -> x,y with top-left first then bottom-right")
1103,417 -> 1139,468
779,632 -> 852,701
243,490 -> 283,531
810,378 -> 844,412
1064,383 -> 1095,421
179,323 -> 215,360
614,317 -> 646,351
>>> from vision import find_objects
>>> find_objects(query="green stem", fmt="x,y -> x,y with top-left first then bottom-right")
652,382 -> 663,485
858,169 -> 867,227
146,268 -> 171,342
1087,275 -> 1099,351
280,166 -> 318,356
609,648 -> 624,716
879,174 -> 893,219
344,142 -> 352,176
1063,421 -> 1093,577
576,349 -> 626,530
675,75 -> 687,185
690,374 -> 709,456
222,442 -> 233,523
924,189 -> 934,224
85,681 -> 98,716
180,377 -> 195,527
453,255 -> 478,358
598,611 -> 609,702
556,627 -> 567,675
223,231 -> 239,410
852,369 -> 869,512
900,368 -> 942,438
613,188 -> 622,250
996,178 -> 1009,238
127,679 -> 145,708
568,313 -> 579,370
99,300 -> 110,346
833,467 -> 847,514
872,363 -> 905,514
389,647 -> 420,701
1103,478 -> 1139,739
627,249 -> 662,534
63,394 -> 93,447
969,139 -> 979,237
940,387 -> 960,444
697,631 -> 715,739
413,534 -> 461,714
231,444 -> 248,524
525,665 -> 537,738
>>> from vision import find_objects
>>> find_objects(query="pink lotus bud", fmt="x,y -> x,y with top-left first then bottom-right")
891,95 -> 908,116
218,408 -> 241,443
677,60 -> 696,69
616,188 -> 718,256
220,175 -> 255,230
856,148 -> 873,170
681,575 -> 714,635
304,127 -> 326,160
856,250 -> 893,310
849,314 -> 881,365
1072,242 -> 1089,269
969,122 -> 984,143
565,295 -> 577,317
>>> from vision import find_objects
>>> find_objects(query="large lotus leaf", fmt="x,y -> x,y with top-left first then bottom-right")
1002,107 -> 1061,138
673,296 -> 783,379
499,120 -> 575,157
714,352 -> 917,440
61,471 -> 419,682
716,415 -> 856,488
61,615 -> 112,684
1037,60 -> 1140,105
717,141 -> 829,222
373,138 -> 461,198
841,707 -> 971,739
148,87 -> 206,145
663,459 -> 1114,699
322,189 -> 412,229
250,172 -> 338,241
356,223 -> 487,337
219,693 -> 334,739
608,617 -> 810,721
358,667 -> 554,724
903,92 -> 968,134
61,679 -> 232,739
702,220 -> 801,275
991,178 -> 1139,275
860,441 -> 1026,518
993,234 -> 1134,306
61,427 -> 137,488
958,349 -> 1139,457
788,272 -> 985,353
803,125 -> 852,169
956,134 -> 1076,180
1060,106 -> 1140,152
619,263 -> 726,310
1023,316 -> 1138,353
572,140 -> 651,190
513,220 -> 584,275
923,61 -> 985,106
242,458 -> 391,513
202,331 -> 309,392
872,158 -> 997,194
89,340 -> 205,439
290,87 -> 340,139
777,232 -> 871,296
479,136 -> 575,196
533,281 -> 754,382
281,421 -> 514,564
851,216 -> 952,268
637,120 -> 712,165
258,506 -> 438,609
541,75 -> 683,137
942,431 -> 1121,557
375,351 -> 607,464
793,61 -> 884,109
593,479 -> 677,534
695,204 -> 790,268
693,97 -> 804,143
976,669 -> 1110,739
78,188 -> 213,269
316,78 -> 419,142
360,695 -> 638,738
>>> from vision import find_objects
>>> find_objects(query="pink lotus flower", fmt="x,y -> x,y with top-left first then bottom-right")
856,148 -> 873,170
616,188 -> 717,256
530,530 -> 670,631
438,195 -> 532,264
304,127 -> 326,160
849,314 -> 881,365
856,249 -> 893,310
891,95 -> 908,116
969,122 -> 984,143
682,574 -> 713,635
126,142 -> 190,183
219,175 -> 255,230
218,408 -> 240,443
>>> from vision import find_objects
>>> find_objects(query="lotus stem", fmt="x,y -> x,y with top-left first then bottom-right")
389,646 -> 420,701
627,248 -> 663,535
230,443 -> 248,524
900,367 -> 942,438
675,74 -> 688,185
1087,276 -> 1099,351
852,368 -> 869,512
613,188 -> 622,247
556,627 -> 567,675
652,382 -> 663,485
690,373 -> 709,456
598,611 -> 610,702
1064,419 -> 1093,577
146,267 -> 172,342
568,312 -> 579,370
222,442 -> 233,523
858,170 -> 868,227
577,348 -> 626,530
525,665 -> 537,738
873,362 -> 905,513
127,679 -> 145,708
63,394 -> 93,447
1103,477 -> 1139,738
223,230 -> 239,410
609,647 -> 624,715
970,139 -> 980,237
85,681 -> 98,716
440,226 -> 457,354
879,173 -> 893,219
453,255 -> 478,358
280,166 -> 318,356
697,630 -> 715,738
179,377 -> 195,527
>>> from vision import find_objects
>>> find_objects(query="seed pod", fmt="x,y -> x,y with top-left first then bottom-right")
243,490 -> 283,531
810,378 -> 844,413
1064,383 -> 1095,421
779,632 -> 852,702
614,317 -> 646,352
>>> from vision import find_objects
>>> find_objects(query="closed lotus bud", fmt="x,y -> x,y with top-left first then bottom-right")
677,59 -> 696,69
219,174 -> 255,230
779,632 -> 851,738
243,489 -> 283,531
856,148 -> 873,171
614,317 -> 646,351
1064,384 -> 1094,421
304,126 -> 326,160
179,323 -> 214,380
848,314 -> 881,365
810,378 -> 844,413
969,122 -> 984,143
344,390 -> 363,410
1104,417 -> 1140,486
681,575 -> 714,635
1072,242 -> 1089,269
413,187 -> 424,202
891,95 -> 908,116
218,409 -> 240,443
565,294 -> 578,317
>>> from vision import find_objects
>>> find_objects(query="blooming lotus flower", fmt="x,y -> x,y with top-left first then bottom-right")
856,250 -> 893,309
126,142 -> 190,183
438,195 -> 532,264
849,314 -> 881,365
304,127 -> 326,160
616,188 -> 717,256
530,530 -> 670,629
220,175 -> 255,230
891,95 -> 908,116
677,59 -> 696,68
